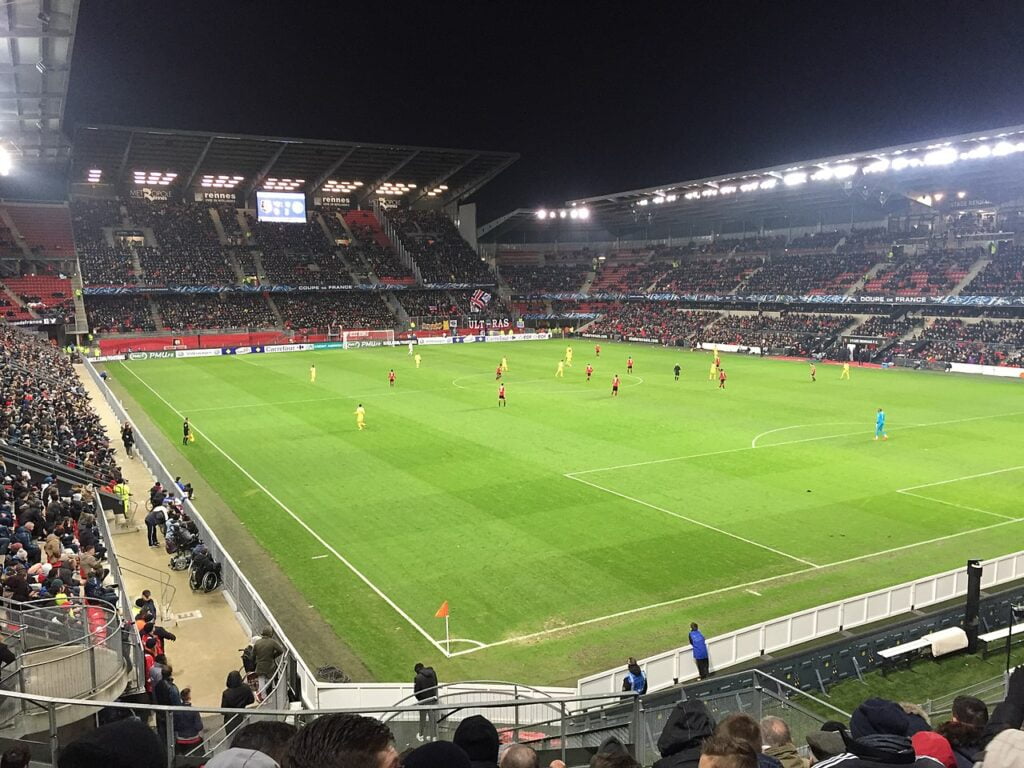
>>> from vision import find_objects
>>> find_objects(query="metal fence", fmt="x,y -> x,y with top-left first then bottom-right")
81,359 -> 315,705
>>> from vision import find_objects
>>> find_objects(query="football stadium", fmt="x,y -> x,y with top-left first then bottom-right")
3,4 -> 1024,766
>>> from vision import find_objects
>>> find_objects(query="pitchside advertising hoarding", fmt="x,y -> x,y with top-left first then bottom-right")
256,191 -> 307,223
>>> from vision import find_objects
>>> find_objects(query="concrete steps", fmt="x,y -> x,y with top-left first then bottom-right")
209,206 -> 230,245
844,261 -> 886,297
951,257 -> 990,295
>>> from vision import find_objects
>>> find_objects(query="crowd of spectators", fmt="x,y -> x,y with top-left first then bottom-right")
964,247 -> 1024,295
864,250 -> 978,296
652,257 -> 763,294
275,291 -> 396,331
155,294 -> 277,331
744,253 -> 876,295
217,205 -> 245,244
245,213 -> 331,254
77,244 -> 137,286
70,199 -> 122,247
0,326 -> 118,479
399,290 -> 457,318
840,227 -> 889,250
319,209 -> 350,244
732,235 -> 786,253
706,312 -> 853,354
588,303 -> 719,342
854,313 -> 920,339
591,260 -> 668,293
501,264 -> 589,293
85,295 -> 156,334
138,245 -> 237,286
260,250 -> 354,287
355,240 -> 415,282
127,200 -> 220,249
388,209 -> 492,283
911,318 -> 1024,366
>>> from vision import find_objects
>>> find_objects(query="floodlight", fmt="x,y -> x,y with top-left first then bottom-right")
924,148 -> 957,166
810,168 -> 833,181
891,157 -> 910,171
783,172 -> 807,186
653,196 -> 664,204
666,194 -> 677,202
957,191 -> 967,199
569,209 -> 579,219
740,181 -> 759,192
559,210 -> 567,218
701,189 -> 718,198
933,193 -> 944,202
759,179 -> 777,190
960,145 -> 991,160
684,191 -> 700,200
637,199 -> 649,206
718,186 -> 736,195
578,208 -> 589,220
439,185 -> 448,190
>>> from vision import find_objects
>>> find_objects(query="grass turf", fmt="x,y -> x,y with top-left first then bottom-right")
101,340 -> 1024,685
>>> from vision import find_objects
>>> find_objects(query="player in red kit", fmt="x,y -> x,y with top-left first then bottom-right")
498,383 -> 506,407
595,344 -> 601,357
627,357 -> 634,373
611,374 -> 620,396
388,369 -> 396,387
495,364 -> 502,380
718,368 -> 727,389
585,363 -> 593,381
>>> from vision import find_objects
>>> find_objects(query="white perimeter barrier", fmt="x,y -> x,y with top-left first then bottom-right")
578,550 -> 1024,696
949,362 -> 1024,379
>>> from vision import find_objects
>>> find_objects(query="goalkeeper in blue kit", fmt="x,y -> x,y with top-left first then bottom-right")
875,408 -> 888,441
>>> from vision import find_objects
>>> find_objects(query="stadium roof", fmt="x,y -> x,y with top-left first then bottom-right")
0,0 -> 78,166
481,124 -> 1024,243
70,124 -> 518,204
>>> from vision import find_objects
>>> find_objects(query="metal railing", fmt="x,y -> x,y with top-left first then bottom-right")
114,554 -> 178,623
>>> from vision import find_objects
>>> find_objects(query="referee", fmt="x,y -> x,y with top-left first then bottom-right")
182,417 -> 191,446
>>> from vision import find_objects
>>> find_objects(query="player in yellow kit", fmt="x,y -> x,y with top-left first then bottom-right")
565,346 -> 573,366
414,353 -> 422,369
355,404 -> 366,430
556,360 -> 565,377
310,364 -> 316,384
501,356 -> 509,372
709,360 -> 717,380
841,362 -> 850,380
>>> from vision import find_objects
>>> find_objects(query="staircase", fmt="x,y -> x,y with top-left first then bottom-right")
265,294 -> 285,327
579,270 -> 597,295
146,295 -> 163,329
950,257 -> 990,295
314,212 -> 336,245
385,292 -> 408,323
732,265 -> 763,293
845,261 -> 886,296
0,207 -> 34,259
209,206 -> 230,245
227,251 -> 247,284
70,272 -> 89,335
129,247 -> 145,280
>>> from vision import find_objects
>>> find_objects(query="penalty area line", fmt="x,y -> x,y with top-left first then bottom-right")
449,514 -> 1024,657
116,362 -> 452,658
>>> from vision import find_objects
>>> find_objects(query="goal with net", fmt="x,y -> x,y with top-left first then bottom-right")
341,329 -> 396,349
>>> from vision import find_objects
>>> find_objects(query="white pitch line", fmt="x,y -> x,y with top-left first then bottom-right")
898,465 -> 1024,492
449,514 -> 1024,657
746,589 -> 763,597
117,362 -> 451,658
566,474 -> 820,568
897,491 -> 1017,521
568,410 -> 1024,477
311,554 -> 329,560
751,422 -> 860,449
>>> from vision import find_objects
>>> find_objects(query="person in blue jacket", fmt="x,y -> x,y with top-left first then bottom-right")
690,622 -> 710,680
622,657 -> 647,695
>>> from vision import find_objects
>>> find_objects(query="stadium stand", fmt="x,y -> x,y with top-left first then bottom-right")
245,211 -> 330,254
398,290 -> 457,318
652,256 -> 763,294
854,313 -> 920,340
388,209 -> 492,283
258,249 -> 353,287
2,275 -> 73,321
0,326 -> 118,480
3,203 -> 76,258
590,258 -> 667,293
912,318 -> 1024,366
501,263 -> 589,293
155,294 -> 277,331
85,295 -> 156,333
863,250 -> 979,296
964,246 -> 1024,295
743,253 -> 876,294
76,244 -> 136,286
71,199 -> 123,246
274,291 -> 395,331
588,303 -> 720,343
126,200 -> 220,249
138,245 -> 236,286
706,312 -> 855,354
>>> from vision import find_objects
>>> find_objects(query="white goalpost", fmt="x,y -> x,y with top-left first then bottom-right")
341,329 -> 396,349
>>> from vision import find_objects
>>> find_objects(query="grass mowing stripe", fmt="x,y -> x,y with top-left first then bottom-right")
116,361 -> 453,657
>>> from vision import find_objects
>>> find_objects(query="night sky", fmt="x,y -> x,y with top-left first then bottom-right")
65,1 -> 1024,222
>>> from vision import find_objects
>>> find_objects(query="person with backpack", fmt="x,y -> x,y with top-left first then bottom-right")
622,657 -> 647,695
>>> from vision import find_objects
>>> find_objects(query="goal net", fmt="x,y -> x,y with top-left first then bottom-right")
342,329 -> 396,349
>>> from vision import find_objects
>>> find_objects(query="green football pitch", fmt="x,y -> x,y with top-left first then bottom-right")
101,340 -> 1024,685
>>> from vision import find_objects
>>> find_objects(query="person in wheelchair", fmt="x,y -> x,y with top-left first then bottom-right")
189,546 -> 221,592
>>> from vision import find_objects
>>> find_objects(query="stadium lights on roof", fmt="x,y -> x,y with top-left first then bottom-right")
86,169 -> 102,183
535,209 -> 547,219
739,181 -> 760,193
933,192 -> 944,202
200,174 -> 244,189
132,171 -> 176,185
783,172 -> 807,186
535,207 -> 590,221
924,147 -> 958,166
759,179 -> 777,190
957,190 -> 967,199
718,185 -> 736,195
323,179 -> 362,194
263,178 -> 305,191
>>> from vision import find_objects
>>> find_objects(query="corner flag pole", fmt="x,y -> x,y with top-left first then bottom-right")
435,600 -> 450,655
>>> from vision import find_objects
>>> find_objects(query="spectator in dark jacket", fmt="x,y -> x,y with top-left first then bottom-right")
252,627 -> 285,696
936,695 -> 988,768
849,698 -> 930,739
221,670 -> 256,734
174,686 -> 203,754
414,662 -> 439,740
453,714 -> 500,768
654,699 -> 715,768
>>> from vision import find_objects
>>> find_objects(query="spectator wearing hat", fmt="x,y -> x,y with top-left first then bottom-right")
654,699 -> 716,768
454,714 -> 501,768
221,670 -> 256,735
404,741 -> 473,768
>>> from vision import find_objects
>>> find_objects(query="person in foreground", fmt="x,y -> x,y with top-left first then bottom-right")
284,712 -> 399,768
699,735 -> 757,768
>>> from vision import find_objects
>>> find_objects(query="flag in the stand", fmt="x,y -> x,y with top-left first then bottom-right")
434,600 -> 449,619
470,290 -> 492,312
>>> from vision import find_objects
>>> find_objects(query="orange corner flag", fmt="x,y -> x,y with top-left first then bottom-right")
434,601 -> 449,619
